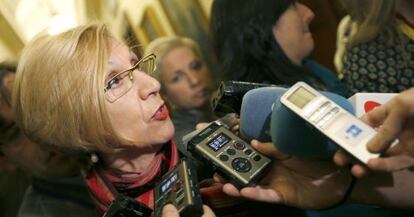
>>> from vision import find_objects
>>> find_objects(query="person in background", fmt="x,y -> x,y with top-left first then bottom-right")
144,36 -> 216,152
335,0 -> 414,94
210,0 -> 349,97
0,66 -> 99,217
210,0 -> 412,216
0,64 -> 30,217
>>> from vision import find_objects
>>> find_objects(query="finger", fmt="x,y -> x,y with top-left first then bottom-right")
239,187 -> 281,203
367,155 -> 414,172
231,124 -> 240,132
361,105 -> 387,127
397,122 -> 414,155
213,173 -> 227,183
251,140 -> 290,159
196,122 -> 209,130
367,107 -> 406,153
333,149 -> 351,167
386,143 -> 403,155
351,164 -> 369,178
202,205 -> 216,217
162,204 -> 179,217
222,183 -> 241,197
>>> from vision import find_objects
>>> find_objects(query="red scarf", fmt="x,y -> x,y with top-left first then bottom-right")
84,141 -> 179,214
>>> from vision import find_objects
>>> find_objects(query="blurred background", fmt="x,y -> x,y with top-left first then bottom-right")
0,0 -> 345,72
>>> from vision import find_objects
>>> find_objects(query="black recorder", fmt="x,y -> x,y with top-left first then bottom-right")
211,81 -> 274,115
154,160 -> 203,217
187,122 -> 272,188
103,194 -> 152,217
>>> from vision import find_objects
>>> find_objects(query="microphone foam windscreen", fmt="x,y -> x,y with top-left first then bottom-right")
271,92 -> 354,157
240,87 -> 287,142
239,87 -> 355,158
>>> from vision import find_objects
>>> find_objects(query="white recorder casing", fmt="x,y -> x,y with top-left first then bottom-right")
280,82 -> 379,164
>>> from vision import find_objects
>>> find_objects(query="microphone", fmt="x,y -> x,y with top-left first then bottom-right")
240,87 -> 354,157
240,87 -> 286,142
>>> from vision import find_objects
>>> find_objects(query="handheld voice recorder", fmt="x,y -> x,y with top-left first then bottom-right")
210,80 -> 274,115
103,194 -> 152,217
187,121 -> 272,188
280,82 -> 380,164
154,159 -> 203,217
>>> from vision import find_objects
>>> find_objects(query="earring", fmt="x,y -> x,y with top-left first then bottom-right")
91,153 -> 99,163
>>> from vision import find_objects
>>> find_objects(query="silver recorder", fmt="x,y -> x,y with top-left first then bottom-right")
154,160 -> 203,217
187,122 -> 272,188
280,82 -> 381,164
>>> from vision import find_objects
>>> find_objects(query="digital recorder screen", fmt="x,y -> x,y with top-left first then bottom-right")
287,87 -> 316,109
207,133 -> 231,152
160,173 -> 178,193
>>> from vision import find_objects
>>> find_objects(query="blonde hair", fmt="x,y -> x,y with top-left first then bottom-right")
13,23 -> 127,153
340,0 -> 398,46
144,36 -> 203,84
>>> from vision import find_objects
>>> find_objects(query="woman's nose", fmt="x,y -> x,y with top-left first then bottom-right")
138,73 -> 161,99
298,3 -> 315,24
187,72 -> 200,86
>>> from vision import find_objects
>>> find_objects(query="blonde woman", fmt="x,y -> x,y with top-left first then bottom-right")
335,0 -> 414,94
144,36 -> 216,152
13,24 -> 180,215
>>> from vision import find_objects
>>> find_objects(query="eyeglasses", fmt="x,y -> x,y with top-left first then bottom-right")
104,54 -> 156,102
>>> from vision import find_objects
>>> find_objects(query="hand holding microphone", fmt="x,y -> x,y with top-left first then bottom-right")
335,87 -> 414,176
214,85 -> 356,209
217,83 -> 414,210
239,85 -> 354,158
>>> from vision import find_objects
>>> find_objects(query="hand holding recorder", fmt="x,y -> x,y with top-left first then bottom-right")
218,139 -> 353,210
161,204 -> 216,217
187,121 -> 272,188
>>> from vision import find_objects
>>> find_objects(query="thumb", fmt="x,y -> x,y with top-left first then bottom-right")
251,140 -> 290,159
202,205 -> 217,217
162,204 -> 179,217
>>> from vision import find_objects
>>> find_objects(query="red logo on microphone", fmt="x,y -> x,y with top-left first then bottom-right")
364,101 -> 381,112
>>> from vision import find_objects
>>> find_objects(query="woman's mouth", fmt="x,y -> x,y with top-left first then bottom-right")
194,89 -> 209,98
152,104 -> 170,120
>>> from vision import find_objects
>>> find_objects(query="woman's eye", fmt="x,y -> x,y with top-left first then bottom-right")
107,77 -> 121,89
171,73 -> 183,83
190,60 -> 203,71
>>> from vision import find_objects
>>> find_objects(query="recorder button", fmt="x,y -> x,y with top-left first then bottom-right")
232,157 -> 251,173
177,196 -> 184,207
166,191 -> 173,201
219,154 -> 229,161
244,149 -> 252,155
173,181 -> 182,192
227,148 -> 236,155
253,155 -> 262,161
234,141 -> 245,150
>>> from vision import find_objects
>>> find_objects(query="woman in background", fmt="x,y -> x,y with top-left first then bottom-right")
335,0 -> 414,94
210,0 -> 349,97
144,36 -> 216,152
